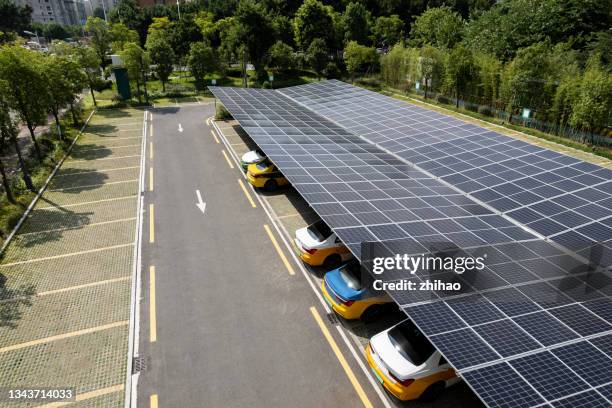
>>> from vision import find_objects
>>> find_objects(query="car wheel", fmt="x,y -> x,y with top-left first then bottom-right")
420,381 -> 445,402
264,179 -> 278,191
360,305 -> 384,323
323,254 -> 341,269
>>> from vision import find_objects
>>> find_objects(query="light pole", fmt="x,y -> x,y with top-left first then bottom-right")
101,0 -> 108,22
176,0 -> 181,20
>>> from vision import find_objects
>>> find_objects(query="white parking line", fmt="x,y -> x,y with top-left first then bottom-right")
0,243 -> 133,267
36,195 -> 136,210
17,217 -> 136,236
66,154 -> 141,164
48,179 -> 138,192
55,166 -> 140,177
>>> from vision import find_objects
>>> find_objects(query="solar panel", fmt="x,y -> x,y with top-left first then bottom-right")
209,85 -> 612,408
279,80 -> 612,261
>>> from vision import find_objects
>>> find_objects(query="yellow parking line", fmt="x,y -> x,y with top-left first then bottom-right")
36,384 -> 125,407
263,224 -> 295,276
149,167 -> 154,192
0,321 -> 128,354
150,266 -> 157,343
238,179 -> 257,208
0,243 -> 133,267
211,129 -> 220,144
150,142 -> 153,159
149,204 -> 155,243
150,394 -> 158,408
221,149 -> 234,168
310,307 -> 373,408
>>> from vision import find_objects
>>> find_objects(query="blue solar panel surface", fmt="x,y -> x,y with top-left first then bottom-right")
209,84 -> 612,408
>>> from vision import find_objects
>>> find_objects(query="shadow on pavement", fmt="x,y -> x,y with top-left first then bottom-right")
49,169 -> 110,191
68,144 -> 113,161
0,274 -> 35,328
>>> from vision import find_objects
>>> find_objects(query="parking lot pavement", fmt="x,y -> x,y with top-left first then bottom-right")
0,108 -> 144,407
137,105 -> 387,408
215,120 -> 485,408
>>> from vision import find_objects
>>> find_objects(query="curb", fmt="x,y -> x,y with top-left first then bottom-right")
0,109 -> 96,257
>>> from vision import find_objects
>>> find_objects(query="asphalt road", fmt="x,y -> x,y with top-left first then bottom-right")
137,104 -> 384,408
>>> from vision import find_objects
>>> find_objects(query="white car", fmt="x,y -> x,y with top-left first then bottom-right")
240,149 -> 266,171
294,220 -> 353,268
366,319 -> 459,401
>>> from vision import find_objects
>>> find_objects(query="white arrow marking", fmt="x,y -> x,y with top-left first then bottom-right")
195,190 -> 206,214
178,123 -> 183,133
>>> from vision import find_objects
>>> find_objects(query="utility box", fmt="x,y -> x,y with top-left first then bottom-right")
110,54 -> 131,100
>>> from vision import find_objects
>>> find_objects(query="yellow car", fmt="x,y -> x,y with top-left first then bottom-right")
246,159 -> 289,191
367,319 -> 458,402
294,220 -> 353,268
322,261 -> 393,321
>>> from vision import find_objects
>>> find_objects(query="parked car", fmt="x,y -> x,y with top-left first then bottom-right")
294,220 -> 353,268
322,260 -> 393,321
366,319 -> 458,401
240,149 -> 266,171
246,159 -> 289,191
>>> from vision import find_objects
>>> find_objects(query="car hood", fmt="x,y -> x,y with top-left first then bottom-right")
295,226 -> 323,249
370,330 -> 422,379
325,269 -> 363,301
242,151 -> 264,163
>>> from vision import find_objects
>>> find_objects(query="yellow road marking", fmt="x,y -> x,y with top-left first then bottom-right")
221,149 -> 234,168
263,224 -> 295,276
149,167 -> 154,192
36,195 -> 136,210
150,123 -> 154,138
36,384 -> 125,408
150,142 -> 153,159
0,321 -> 128,354
150,265 -> 157,343
149,204 -> 155,243
150,394 -> 158,408
238,179 -> 257,208
0,243 -> 133,267
211,129 -> 220,144
36,276 -> 131,297
310,307 -> 374,408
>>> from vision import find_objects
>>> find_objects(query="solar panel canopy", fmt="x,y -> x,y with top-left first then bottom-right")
209,82 -> 612,408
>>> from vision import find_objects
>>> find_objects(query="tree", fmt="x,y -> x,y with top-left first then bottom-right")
474,52 -> 502,107
342,2 -> 371,45
74,45 -> 101,107
0,80 -> 34,193
343,41 -> 379,79
0,0 -> 31,41
188,42 -> 218,86
43,55 -> 85,135
410,6 -> 465,49
266,41 -> 294,74
293,0 -> 335,49
146,36 -> 175,92
234,0 -> 276,81
444,44 -> 477,107
0,47 -> 46,162
373,15 -> 403,48
306,38 -> 329,79
419,45 -> 445,99
121,42 -> 150,103
41,22 -> 70,41
109,22 -> 139,53
570,56 -> 612,132
381,43 -> 411,88
85,17 -> 110,69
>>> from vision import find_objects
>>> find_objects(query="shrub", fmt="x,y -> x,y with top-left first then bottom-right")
215,104 -> 233,120
478,105 -> 494,117
436,94 -> 451,104
262,81 -> 272,89
323,62 -> 341,79
465,103 -> 479,112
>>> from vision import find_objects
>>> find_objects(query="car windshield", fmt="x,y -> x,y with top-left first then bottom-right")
307,220 -> 332,241
256,159 -> 271,170
339,262 -> 362,290
388,320 -> 435,365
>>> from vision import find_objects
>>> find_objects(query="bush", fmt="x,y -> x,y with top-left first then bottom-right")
436,94 -> 451,104
111,93 -> 123,103
92,78 -> 112,92
323,62 -> 341,79
478,105 -> 494,117
262,81 -> 272,89
215,104 -> 233,120
465,103 -> 479,112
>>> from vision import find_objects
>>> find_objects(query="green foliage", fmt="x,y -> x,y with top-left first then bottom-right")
569,57 -> 612,130
293,0 -> 335,49
216,103 -> 233,120
306,38 -> 329,78
410,6 -> 464,49
146,25 -> 175,91
372,15 -> 403,47
188,42 -> 218,84
0,0 -> 31,41
323,62 -> 341,79
234,0 -> 276,80
343,41 -> 379,78
266,41 -> 295,73
419,45 -> 446,97
85,17 -> 111,68
342,2 -> 371,45
120,42 -> 150,102
443,44 -> 476,105
109,22 -> 139,53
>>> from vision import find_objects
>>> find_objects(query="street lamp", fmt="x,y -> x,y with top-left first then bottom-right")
176,0 -> 181,20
